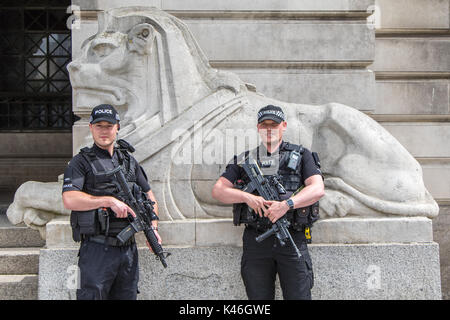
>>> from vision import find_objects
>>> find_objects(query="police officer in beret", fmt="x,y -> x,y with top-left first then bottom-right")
62,104 -> 161,300
212,105 -> 324,300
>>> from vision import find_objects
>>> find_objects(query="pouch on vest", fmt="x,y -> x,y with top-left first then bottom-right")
294,206 -> 310,226
70,209 -> 98,242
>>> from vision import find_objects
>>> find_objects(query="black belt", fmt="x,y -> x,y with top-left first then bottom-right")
245,224 -> 305,236
82,234 -> 135,247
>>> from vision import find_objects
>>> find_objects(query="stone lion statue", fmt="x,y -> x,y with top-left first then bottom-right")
7,7 -> 439,238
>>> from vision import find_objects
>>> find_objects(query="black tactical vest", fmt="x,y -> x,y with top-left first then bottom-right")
247,141 -> 304,194
79,145 -> 138,199
233,141 -> 319,233
71,143 -> 140,238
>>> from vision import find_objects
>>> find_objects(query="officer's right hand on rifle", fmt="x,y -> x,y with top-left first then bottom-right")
243,193 -> 269,218
108,196 -> 136,218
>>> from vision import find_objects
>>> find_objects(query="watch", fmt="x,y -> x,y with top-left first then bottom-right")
286,199 -> 294,210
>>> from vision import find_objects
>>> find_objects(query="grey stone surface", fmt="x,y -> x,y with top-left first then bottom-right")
160,0 -> 375,11
186,20 -> 374,62
233,69 -> 375,111
376,0 -> 450,29
45,217 -> 245,248
433,205 -> 450,300
375,80 -> 450,115
312,242 -> 441,300
312,217 -> 433,243
73,0 -> 375,11
38,242 -> 441,300
0,248 -> 40,275
71,19 -> 99,59
0,219 -> 45,248
381,123 -> 450,158
421,161 -> 450,200
0,133 -> 72,158
0,158 -> 70,192
0,215 -> 41,300
373,38 -> 450,72
0,275 -> 38,300
71,8 -> 377,110
0,132 -> 71,190
45,217 -> 435,249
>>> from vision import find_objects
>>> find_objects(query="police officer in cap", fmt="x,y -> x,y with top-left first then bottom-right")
212,105 -> 324,300
62,104 -> 161,300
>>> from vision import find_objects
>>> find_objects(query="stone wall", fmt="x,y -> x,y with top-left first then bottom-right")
372,0 -> 450,299
373,0 -> 450,205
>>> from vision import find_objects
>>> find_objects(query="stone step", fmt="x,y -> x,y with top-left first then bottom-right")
0,275 -> 38,300
0,248 -> 40,275
0,214 -> 45,248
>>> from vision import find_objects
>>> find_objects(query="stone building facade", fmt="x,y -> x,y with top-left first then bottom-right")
73,0 -> 450,300
0,0 -> 448,299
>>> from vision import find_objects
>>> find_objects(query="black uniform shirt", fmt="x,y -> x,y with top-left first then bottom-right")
62,143 -> 151,194
221,141 -> 322,185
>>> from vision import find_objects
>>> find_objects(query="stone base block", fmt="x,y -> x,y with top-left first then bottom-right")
44,216 -> 434,248
45,217 -> 245,248
312,216 -> 433,243
38,242 -> 441,300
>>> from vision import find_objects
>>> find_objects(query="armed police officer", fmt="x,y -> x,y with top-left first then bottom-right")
62,104 -> 161,300
212,105 -> 324,300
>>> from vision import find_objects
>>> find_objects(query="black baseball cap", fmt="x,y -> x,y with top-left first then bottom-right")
89,104 -> 120,124
257,105 -> 285,123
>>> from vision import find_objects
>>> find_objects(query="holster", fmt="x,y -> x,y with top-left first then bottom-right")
232,203 -> 255,226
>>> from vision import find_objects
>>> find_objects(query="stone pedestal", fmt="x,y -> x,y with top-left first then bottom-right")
38,243 -> 441,300
38,217 -> 442,299
44,216 -> 435,247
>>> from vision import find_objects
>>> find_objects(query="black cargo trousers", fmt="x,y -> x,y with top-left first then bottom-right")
76,239 -> 139,300
241,226 -> 314,300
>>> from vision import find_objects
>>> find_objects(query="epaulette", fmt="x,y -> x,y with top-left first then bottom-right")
79,146 -> 93,154
282,142 -> 304,154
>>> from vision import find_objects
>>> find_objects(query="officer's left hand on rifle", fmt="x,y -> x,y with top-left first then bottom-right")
263,200 -> 289,223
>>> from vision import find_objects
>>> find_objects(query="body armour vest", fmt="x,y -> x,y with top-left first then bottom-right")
233,141 -> 320,233
247,141 -> 304,194
74,143 -> 140,237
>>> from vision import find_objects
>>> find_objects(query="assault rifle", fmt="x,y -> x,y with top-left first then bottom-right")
107,164 -> 171,268
241,158 -> 302,259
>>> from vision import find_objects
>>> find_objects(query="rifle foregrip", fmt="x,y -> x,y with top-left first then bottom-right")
255,227 -> 275,243
144,228 -> 168,268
